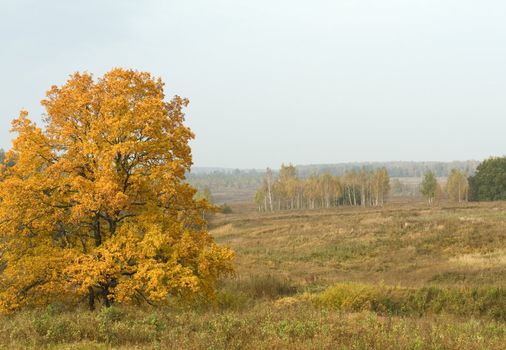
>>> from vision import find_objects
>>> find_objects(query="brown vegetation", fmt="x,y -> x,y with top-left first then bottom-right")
3,200 -> 506,348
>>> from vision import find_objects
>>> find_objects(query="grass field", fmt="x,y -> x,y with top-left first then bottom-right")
3,200 -> 506,349
213,200 -> 506,289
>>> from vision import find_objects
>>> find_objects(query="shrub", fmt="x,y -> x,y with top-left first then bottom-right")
241,275 -> 298,299
219,275 -> 299,301
217,290 -> 250,310
220,204 -> 233,214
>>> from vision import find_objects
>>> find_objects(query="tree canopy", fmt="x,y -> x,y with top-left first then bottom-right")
0,68 -> 233,312
469,157 -> 506,201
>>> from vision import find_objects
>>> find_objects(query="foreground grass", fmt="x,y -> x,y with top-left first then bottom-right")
4,280 -> 506,349
3,299 -> 506,349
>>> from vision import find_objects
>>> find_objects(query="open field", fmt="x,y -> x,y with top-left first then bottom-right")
3,200 -> 506,349
212,201 -> 506,289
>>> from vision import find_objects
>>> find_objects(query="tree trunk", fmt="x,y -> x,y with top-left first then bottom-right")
267,179 -> 273,212
88,287 -> 95,311
93,213 -> 101,246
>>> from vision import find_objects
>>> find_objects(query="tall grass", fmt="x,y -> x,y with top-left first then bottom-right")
316,282 -> 506,321
3,300 -> 506,349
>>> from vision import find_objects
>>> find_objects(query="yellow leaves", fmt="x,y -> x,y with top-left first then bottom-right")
0,68 -> 234,312
0,246 -> 73,311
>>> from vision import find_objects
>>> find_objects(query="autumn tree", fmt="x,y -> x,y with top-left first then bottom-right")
304,175 -> 320,209
358,168 -> 367,207
264,168 -> 275,211
0,68 -> 234,312
343,170 -> 358,206
254,187 -> 267,212
275,164 -> 296,209
446,168 -> 468,202
420,171 -> 438,204
371,167 -> 390,206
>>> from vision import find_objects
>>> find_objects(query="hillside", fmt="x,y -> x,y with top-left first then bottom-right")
211,201 -> 506,288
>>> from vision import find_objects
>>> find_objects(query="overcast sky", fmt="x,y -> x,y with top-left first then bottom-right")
1,0 -> 505,168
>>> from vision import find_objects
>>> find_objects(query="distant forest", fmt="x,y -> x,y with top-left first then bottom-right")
186,160 -> 480,203
295,161 -> 479,178
188,161 -> 479,190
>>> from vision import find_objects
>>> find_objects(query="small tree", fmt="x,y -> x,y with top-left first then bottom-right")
195,186 -> 213,203
220,203 -> 233,214
420,171 -> 438,204
446,168 -> 469,202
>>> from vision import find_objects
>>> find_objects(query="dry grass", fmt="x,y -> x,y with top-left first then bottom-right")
3,301 -> 506,349
450,249 -> 506,269
3,200 -> 506,349
211,201 -> 506,288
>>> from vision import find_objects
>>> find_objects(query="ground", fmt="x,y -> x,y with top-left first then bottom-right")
2,200 -> 506,349
213,200 -> 506,289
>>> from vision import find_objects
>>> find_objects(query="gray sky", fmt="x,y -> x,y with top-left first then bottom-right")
1,0 -> 505,168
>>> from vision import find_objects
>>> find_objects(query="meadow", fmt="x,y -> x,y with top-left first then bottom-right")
2,200 -> 506,349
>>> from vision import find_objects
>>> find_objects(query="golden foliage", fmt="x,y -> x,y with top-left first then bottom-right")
0,68 -> 233,312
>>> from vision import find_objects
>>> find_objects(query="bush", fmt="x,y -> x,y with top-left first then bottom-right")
240,275 -> 299,299
217,290 -> 250,310
220,275 -> 299,301
220,204 -> 233,214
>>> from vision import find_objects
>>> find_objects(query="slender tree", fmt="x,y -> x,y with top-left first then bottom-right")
420,171 -> 438,204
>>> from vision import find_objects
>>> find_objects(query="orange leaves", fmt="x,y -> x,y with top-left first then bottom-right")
0,68 -> 233,312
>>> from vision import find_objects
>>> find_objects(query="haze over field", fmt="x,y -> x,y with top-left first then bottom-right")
2,0 -> 506,168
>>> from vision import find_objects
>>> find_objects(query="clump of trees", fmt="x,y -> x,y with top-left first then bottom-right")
420,158 -> 506,203
0,69 -> 234,312
219,204 -> 233,214
469,157 -> 506,201
255,164 -> 390,212
420,169 -> 469,204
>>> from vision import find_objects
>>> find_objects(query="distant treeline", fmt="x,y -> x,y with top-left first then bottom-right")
296,160 -> 479,178
187,169 -> 264,191
187,161 -> 479,194
255,164 -> 390,212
